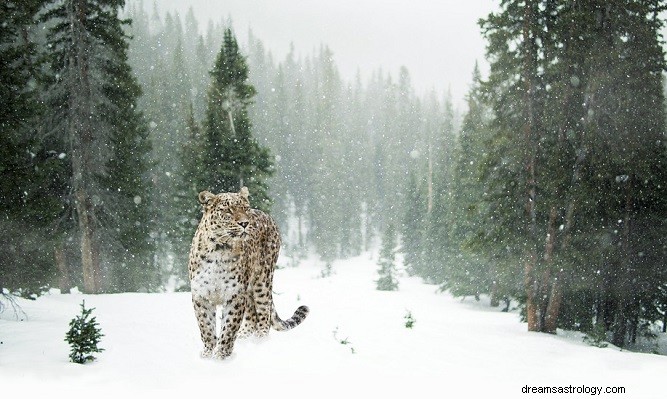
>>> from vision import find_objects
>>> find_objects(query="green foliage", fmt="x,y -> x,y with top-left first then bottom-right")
455,0 -> 667,345
65,301 -> 104,364
404,310 -> 415,329
441,64 -> 494,299
199,28 -> 274,210
376,224 -> 398,291
123,5 -> 455,269
583,324 -> 609,349
41,0 -> 157,293
97,18 -> 157,292
0,0 -> 66,296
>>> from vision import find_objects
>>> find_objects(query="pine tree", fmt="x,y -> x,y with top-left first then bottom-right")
0,0 -> 67,297
443,63 -> 502,302
421,91 -> 457,284
43,0 -> 155,293
478,0 -> 667,344
573,0 -> 667,347
309,45 -> 348,263
171,104 -> 207,287
65,301 -> 104,364
401,171 -> 426,276
376,224 -> 399,291
200,28 -> 273,209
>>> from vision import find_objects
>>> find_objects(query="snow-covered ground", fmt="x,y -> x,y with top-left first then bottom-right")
2,253 -> 666,398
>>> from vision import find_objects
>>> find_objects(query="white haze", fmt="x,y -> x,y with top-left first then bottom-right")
156,0 -> 498,109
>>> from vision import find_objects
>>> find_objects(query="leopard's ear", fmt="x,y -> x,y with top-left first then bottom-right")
239,186 -> 249,201
198,191 -> 215,205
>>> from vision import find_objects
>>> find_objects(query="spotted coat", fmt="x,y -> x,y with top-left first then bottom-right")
188,187 -> 309,359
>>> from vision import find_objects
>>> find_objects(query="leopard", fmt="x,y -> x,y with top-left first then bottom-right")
188,187 -> 309,359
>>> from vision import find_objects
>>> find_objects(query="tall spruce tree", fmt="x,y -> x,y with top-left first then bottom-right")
478,0 -> 560,332
199,28 -> 273,208
443,64 -> 505,303
43,0 -> 155,293
0,0 -> 67,297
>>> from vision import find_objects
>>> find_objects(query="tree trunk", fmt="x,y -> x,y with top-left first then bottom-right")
543,274 -> 563,334
522,0 -> 541,333
525,254 -> 540,331
55,239 -> 70,294
490,279 -> 500,307
611,300 -> 627,348
77,189 -> 98,293
68,0 -> 101,294
611,180 -> 634,347
542,207 -> 559,333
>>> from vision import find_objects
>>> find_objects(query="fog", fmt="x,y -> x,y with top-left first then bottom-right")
157,0 -> 498,107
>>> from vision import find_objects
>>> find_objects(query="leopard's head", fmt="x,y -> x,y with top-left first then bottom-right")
198,187 -> 251,244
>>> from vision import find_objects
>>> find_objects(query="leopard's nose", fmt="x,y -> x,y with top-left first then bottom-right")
238,221 -> 249,229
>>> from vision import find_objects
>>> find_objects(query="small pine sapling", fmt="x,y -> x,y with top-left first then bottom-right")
65,301 -> 104,364
582,323 -> 608,348
404,310 -> 415,329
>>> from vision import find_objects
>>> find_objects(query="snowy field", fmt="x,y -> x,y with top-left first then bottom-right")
2,253 -> 666,398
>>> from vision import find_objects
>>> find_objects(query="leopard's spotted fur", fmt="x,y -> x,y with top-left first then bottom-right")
188,187 -> 309,359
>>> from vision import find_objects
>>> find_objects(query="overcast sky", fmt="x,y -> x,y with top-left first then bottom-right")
156,0 -> 499,109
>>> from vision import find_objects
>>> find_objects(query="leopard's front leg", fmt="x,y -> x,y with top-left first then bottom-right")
192,297 -> 216,357
215,292 -> 247,359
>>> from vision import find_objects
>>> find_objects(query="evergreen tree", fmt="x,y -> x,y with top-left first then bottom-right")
121,4 -> 456,277
42,0 -> 155,293
376,224 -> 399,291
199,28 -> 273,209
443,64 -> 504,302
65,301 -> 104,364
478,0 -> 549,331
401,171 -> 426,276
309,45 -> 348,263
97,39 -> 156,292
421,91 -> 457,283
476,0 -> 667,344
0,0 -> 67,297
172,104 -> 206,287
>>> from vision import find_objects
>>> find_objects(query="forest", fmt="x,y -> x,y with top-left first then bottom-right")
1,0 -> 666,349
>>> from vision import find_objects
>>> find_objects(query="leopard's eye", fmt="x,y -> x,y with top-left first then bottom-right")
218,208 -> 233,216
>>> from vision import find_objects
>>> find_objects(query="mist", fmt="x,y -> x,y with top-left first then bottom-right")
156,0 -> 498,107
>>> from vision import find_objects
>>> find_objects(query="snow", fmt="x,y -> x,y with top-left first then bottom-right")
2,253 -> 666,398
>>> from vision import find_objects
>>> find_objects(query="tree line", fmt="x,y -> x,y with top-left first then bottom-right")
3,0 -> 665,349
404,0 -> 667,348
122,1 -> 458,286
1,0 -> 455,295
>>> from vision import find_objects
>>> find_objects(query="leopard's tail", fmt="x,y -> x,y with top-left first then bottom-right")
271,304 -> 309,331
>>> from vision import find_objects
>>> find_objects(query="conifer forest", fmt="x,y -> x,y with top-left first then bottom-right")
1,0 -> 666,350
